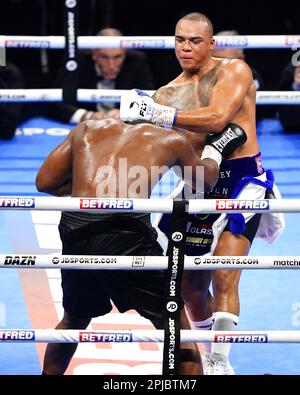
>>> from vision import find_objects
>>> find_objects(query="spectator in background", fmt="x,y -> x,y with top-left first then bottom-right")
0,62 -> 24,140
48,28 -> 155,124
212,30 -> 264,91
277,63 -> 300,132
212,30 -> 264,121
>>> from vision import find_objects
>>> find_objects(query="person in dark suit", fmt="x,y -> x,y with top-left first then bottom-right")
277,62 -> 300,132
212,30 -> 264,121
212,30 -> 264,91
47,28 -> 155,124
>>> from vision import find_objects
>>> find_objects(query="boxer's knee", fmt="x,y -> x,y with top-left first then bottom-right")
212,269 -> 241,296
182,270 -> 211,292
59,310 -> 91,329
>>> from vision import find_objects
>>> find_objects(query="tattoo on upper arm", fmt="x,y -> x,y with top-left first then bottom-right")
152,91 -> 158,101
198,64 -> 222,106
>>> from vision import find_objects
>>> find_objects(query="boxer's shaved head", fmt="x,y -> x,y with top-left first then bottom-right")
177,12 -> 213,38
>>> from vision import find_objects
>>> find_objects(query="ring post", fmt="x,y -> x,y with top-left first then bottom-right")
163,199 -> 188,375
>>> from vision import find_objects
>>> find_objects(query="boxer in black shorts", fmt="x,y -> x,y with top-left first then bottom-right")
35,116 -> 246,375
59,212 -> 168,324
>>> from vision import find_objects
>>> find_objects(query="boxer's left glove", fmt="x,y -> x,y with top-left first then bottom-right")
201,123 -> 247,166
120,89 -> 177,127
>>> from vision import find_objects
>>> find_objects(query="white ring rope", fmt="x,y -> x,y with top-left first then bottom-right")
1,329 -> 300,343
0,89 -> 300,105
0,196 -> 298,213
0,254 -> 299,270
1,35 -> 300,49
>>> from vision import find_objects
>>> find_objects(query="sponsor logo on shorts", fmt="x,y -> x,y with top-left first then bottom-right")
186,222 -> 213,235
216,200 -> 269,211
120,39 -> 166,49
0,330 -> 35,341
80,199 -> 133,210
132,257 -> 145,267
79,332 -> 132,342
5,40 -> 51,49
4,256 -> 36,266
0,198 -> 35,208
255,156 -> 264,174
214,334 -> 268,343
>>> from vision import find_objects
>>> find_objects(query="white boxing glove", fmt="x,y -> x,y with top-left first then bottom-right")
120,89 -> 177,127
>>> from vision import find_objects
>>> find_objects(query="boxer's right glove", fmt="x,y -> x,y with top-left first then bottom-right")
120,89 -> 177,127
201,123 -> 247,166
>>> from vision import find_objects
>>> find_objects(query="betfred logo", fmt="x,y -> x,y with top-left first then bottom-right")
120,39 -> 165,49
214,334 -> 268,343
80,199 -> 133,210
216,36 -> 248,48
0,198 -> 35,208
5,40 -> 50,48
285,35 -> 300,47
216,200 -> 269,211
79,332 -> 132,342
0,330 -> 35,341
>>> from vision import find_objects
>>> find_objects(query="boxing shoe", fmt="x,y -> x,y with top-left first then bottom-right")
201,123 -> 247,166
203,352 -> 235,375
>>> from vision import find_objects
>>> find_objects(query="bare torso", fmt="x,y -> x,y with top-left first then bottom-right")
71,119 -> 182,198
153,57 -> 259,158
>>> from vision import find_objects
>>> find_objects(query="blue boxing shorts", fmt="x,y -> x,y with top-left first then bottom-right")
156,153 -> 265,255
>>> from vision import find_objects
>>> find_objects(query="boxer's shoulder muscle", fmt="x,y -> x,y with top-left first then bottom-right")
153,82 -> 199,110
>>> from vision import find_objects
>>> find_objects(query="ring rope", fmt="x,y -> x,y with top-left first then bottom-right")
1,89 -> 300,105
1,35 -> 300,49
0,196 -> 298,213
1,254 -> 299,270
1,329 -> 300,343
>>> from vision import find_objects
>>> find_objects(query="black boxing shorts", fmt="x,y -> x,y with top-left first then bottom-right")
59,212 -> 183,325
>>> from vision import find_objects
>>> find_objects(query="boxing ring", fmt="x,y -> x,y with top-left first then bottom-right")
0,193 -> 300,374
1,1 -> 300,375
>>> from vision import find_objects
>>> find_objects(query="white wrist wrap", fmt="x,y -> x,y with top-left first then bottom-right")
201,145 -> 222,167
151,104 -> 177,127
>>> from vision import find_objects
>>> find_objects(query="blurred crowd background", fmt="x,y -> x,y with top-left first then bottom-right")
0,0 -> 299,129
